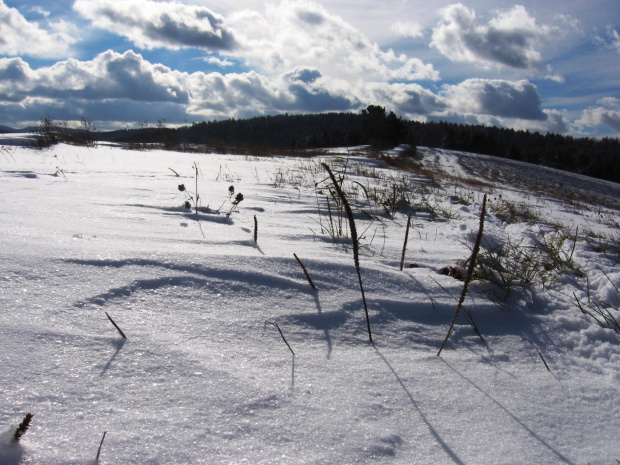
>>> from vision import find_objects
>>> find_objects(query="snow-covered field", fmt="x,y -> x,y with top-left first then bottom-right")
0,142 -> 618,464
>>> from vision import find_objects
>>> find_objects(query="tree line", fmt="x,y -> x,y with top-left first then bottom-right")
40,106 -> 620,183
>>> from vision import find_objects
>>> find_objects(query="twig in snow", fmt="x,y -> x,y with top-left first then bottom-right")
263,320 -> 294,355
168,167 -> 180,177
400,214 -> 412,271
294,253 -> 316,290
96,431 -> 107,461
254,215 -> 258,243
524,337 -> 551,372
105,312 -> 127,339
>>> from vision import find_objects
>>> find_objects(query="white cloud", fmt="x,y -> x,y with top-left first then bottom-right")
575,98 -> 620,133
555,14 -> 581,32
0,51 -> 360,122
442,78 -> 546,120
73,0 -> 238,51
29,6 -> 51,18
70,0 -> 438,82
595,26 -> 620,52
542,65 -> 565,83
505,109 -> 570,134
430,3 -> 550,69
597,97 -> 620,109
225,0 -> 439,81
392,21 -> 423,39
364,82 -> 446,119
0,51 -> 190,103
0,0 -> 75,58
187,65 -> 360,119
204,56 -> 236,67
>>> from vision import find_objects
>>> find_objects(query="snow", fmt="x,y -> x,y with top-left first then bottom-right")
0,143 -> 618,464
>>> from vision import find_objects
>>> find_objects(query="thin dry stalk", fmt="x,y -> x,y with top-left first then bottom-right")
254,215 -> 258,243
193,162 -> 199,216
14,413 -> 34,441
294,253 -> 317,289
264,320 -> 294,355
96,431 -> 107,461
438,194 -> 487,356
105,312 -> 128,339
400,214 -> 412,271
524,337 -> 551,372
326,196 -> 336,236
322,162 -> 373,343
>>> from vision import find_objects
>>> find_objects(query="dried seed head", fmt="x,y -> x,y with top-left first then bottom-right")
178,184 -> 186,192
14,413 -> 34,441
184,201 -> 191,209
234,193 -> 244,204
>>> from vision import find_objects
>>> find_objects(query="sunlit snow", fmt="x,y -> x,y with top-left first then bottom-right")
0,142 -> 618,464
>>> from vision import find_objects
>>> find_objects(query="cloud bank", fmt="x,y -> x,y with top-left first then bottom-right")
0,48 -> 557,130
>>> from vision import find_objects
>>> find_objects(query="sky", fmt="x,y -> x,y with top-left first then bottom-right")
0,0 -> 619,137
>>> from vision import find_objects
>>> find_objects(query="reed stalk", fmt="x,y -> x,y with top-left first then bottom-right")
322,163 -> 373,343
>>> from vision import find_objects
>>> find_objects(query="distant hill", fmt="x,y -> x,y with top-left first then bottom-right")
98,112 -> 620,183
16,110 -> 620,183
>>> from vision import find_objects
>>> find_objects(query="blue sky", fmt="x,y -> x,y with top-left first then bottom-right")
1,0 -> 619,137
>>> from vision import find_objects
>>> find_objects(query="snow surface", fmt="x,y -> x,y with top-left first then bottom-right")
0,143 -> 618,464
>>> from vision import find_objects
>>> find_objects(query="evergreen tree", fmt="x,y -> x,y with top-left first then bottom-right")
361,105 -> 406,148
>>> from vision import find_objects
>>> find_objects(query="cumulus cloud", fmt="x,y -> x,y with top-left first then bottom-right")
365,82 -> 446,119
0,0 -> 75,58
575,97 -> 620,133
0,51 -> 189,103
442,78 -> 546,120
498,109 -> 570,134
597,97 -> 620,109
226,0 -> 439,81
73,0 -> 237,51
431,3 -> 550,69
187,65 -> 359,119
283,66 -> 360,112
0,50 -> 360,123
